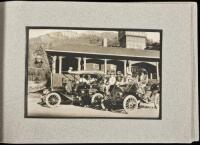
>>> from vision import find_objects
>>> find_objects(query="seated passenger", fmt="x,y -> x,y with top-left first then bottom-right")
116,71 -> 125,86
125,71 -> 139,84
108,72 -> 116,85
76,74 -> 89,85
63,77 -> 73,94
74,74 -> 90,94
105,72 -> 116,95
67,67 -> 73,73
87,74 -> 97,84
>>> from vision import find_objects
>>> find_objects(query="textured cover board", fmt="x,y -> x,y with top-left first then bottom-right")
1,1 -> 198,143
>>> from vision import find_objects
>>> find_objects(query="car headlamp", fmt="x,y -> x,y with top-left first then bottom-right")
43,89 -> 49,95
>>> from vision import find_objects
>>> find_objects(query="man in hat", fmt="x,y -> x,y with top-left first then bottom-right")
68,67 -> 73,73
116,71 -> 125,86
138,68 -> 149,95
108,71 -> 116,86
125,70 -> 139,84
63,68 -> 75,94
125,71 -> 133,83
139,69 -> 148,85
104,71 -> 116,95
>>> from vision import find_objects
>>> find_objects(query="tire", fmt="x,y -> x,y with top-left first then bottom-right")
123,95 -> 138,113
91,93 -> 104,109
45,92 -> 61,108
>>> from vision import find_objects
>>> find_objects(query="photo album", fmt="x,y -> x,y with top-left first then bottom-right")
0,1 -> 198,143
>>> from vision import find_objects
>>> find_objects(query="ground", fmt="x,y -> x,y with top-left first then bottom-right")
27,93 -> 160,118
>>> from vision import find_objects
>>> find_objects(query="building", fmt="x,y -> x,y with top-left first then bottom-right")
118,31 -> 147,50
45,31 -> 160,81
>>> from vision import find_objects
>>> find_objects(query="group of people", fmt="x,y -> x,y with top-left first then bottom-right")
74,68 -> 149,96
64,66 -> 149,96
77,74 -> 98,85
103,69 -> 149,95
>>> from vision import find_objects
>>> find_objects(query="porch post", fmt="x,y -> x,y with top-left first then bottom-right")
83,57 -> 87,71
128,60 -> 132,72
123,60 -> 127,76
150,73 -> 153,79
52,56 -> 57,73
76,57 -> 81,71
104,59 -> 107,74
58,56 -> 64,74
156,62 -> 160,81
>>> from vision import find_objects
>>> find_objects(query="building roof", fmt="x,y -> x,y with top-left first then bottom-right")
45,43 -> 160,59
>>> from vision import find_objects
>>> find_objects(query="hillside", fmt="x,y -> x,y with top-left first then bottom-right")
28,31 -> 119,86
29,31 -> 119,67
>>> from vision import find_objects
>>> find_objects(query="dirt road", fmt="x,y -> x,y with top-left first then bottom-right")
27,93 -> 160,118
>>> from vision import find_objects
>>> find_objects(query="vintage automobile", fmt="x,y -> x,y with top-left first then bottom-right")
101,81 -> 160,113
40,70 -> 105,108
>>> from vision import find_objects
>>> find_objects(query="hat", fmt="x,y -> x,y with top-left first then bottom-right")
140,68 -> 148,74
127,71 -> 132,75
110,71 -> 115,75
117,71 -> 122,75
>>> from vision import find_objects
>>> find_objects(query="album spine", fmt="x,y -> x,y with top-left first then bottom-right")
0,2 -> 5,143
191,3 -> 199,142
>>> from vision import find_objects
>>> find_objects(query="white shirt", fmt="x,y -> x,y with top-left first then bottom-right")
77,78 -> 89,84
108,76 -> 116,85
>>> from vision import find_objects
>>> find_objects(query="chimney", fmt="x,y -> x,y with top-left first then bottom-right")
103,38 -> 108,47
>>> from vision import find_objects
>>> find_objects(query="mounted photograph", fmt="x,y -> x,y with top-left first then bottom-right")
25,27 -> 162,119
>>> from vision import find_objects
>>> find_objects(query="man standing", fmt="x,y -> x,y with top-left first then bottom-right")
137,68 -> 149,99
104,71 -> 116,95
138,69 -> 149,87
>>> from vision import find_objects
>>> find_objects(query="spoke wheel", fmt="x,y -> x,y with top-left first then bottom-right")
123,95 -> 138,113
45,92 -> 61,108
91,93 -> 104,109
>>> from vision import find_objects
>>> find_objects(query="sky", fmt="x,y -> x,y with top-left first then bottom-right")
29,29 -> 160,42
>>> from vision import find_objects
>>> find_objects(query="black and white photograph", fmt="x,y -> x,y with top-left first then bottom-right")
25,27 -> 162,119
1,1 -> 199,143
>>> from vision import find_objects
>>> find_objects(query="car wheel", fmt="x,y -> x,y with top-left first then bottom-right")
45,92 -> 61,108
123,95 -> 138,113
91,93 -> 104,109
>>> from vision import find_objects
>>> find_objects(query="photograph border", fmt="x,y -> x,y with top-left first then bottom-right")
25,26 -> 162,120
